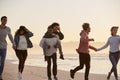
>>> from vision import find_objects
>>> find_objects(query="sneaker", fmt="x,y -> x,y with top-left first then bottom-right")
54,76 -> 58,80
107,72 -> 111,80
18,72 -> 22,80
70,69 -> 75,79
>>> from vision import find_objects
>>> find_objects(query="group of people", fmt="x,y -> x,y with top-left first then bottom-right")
0,16 -> 120,80
0,16 -> 34,80
0,16 -> 64,80
70,23 -> 120,80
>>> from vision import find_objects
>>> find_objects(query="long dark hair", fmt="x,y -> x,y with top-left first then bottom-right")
15,26 -> 28,36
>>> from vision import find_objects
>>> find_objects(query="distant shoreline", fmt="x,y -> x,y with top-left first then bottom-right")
3,60 -> 118,80
6,53 -> 120,76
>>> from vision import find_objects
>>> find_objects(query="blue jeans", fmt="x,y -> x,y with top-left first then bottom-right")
0,49 -> 7,76
109,51 -> 120,78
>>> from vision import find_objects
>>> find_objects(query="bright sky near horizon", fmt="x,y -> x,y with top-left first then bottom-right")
0,0 -> 120,44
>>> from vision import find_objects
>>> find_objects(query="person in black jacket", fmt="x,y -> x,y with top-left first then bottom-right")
44,22 -> 64,40
51,22 -> 64,40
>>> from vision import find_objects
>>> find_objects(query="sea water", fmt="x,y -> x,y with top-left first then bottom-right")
6,53 -> 120,75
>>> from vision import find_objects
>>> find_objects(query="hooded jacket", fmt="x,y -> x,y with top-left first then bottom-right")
77,30 -> 95,53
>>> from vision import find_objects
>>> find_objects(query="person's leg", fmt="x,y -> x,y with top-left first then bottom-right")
46,56 -> 52,79
109,54 -> 118,79
0,49 -> 6,79
115,52 -> 120,65
84,54 -> 90,80
70,53 -> 85,79
107,71 -> 112,80
15,50 -> 23,80
20,50 -> 27,73
108,52 -> 120,79
74,53 -> 85,71
114,53 -> 120,80
52,53 -> 57,79
15,50 -> 23,73
107,53 -> 114,80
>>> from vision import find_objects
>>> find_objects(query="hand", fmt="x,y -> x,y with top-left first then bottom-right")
26,29 -> 29,32
96,49 -> 99,51
60,55 -> 64,60
91,39 -> 94,41
24,27 -> 30,32
94,48 -> 97,52
12,45 -> 16,50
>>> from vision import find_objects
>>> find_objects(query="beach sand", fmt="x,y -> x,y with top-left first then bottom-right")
3,60 -> 118,80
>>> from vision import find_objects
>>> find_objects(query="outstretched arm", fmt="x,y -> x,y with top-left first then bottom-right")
89,45 -> 97,51
97,40 -> 109,51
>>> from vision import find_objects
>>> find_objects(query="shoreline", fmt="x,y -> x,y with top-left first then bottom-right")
3,60 -> 118,80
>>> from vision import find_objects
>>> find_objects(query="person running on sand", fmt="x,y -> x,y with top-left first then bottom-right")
70,23 -> 97,80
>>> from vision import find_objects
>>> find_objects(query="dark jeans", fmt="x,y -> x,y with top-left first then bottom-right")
0,49 -> 6,76
109,51 -> 120,78
46,53 -> 57,78
73,53 -> 90,80
15,49 -> 27,73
